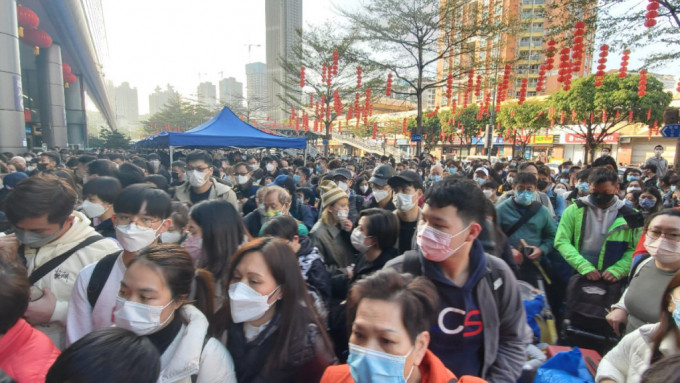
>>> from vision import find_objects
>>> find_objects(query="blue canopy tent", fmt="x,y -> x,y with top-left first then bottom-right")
135,107 -> 306,150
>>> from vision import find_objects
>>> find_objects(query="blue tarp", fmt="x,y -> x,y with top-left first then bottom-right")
135,107 -> 306,149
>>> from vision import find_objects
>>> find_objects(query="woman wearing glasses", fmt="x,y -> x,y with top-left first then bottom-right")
606,210 -> 680,336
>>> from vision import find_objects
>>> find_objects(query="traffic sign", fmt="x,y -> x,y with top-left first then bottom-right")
661,124 -> 680,138
410,134 -> 422,142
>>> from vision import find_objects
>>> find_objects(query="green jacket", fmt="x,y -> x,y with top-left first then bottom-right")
496,199 -> 556,256
554,200 -> 644,279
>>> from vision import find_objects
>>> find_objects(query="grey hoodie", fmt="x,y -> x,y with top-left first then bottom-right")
579,195 -> 626,265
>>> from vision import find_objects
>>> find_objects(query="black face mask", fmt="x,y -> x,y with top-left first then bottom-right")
590,193 -> 615,207
537,180 -> 549,191
37,163 -> 47,171
171,172 -> 179,180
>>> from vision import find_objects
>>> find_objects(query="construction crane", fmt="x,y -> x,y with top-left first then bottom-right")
244,44 -> 262,61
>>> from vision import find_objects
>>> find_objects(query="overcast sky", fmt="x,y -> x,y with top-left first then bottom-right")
101,0 -> 353,114
99,0 -> 676,115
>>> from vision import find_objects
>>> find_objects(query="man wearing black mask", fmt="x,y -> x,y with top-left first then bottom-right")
555,168 -> 644,283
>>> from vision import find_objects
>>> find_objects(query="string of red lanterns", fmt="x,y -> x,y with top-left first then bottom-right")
594,44 -> 609,87
638,69 -> 648,97
618,49 -> 630,78
356,66 -> 362,89
645,0 -> 660,28
385,73 -> 393,96
299,66 -> 305,88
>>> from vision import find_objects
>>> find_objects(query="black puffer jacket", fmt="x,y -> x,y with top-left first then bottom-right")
227,312 -> 336,383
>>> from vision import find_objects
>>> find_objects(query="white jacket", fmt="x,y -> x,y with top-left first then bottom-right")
25,211 -> 120,348
66,251 -> 126,345
159,305 -> 236,383
596,323 -> 679,383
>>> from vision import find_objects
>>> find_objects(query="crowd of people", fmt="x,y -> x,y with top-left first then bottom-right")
0,144 -> 678,383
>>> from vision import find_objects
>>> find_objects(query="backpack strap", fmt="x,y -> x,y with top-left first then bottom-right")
402,250 -> 422,276
191,334 -> 212,383
504,201 -> 542,238
87,251 -> 122,307
28,235 -> 104,285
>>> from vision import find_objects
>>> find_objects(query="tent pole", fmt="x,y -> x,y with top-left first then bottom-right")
304,144 -> 307,162
169,146 -> 174,182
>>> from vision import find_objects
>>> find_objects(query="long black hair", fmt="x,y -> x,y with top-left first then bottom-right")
190,200 -> 247,281
222,237 -> 333,371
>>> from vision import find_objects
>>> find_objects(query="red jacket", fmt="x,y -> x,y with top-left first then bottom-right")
320,349 -> 487,383
0,319 -> 60,383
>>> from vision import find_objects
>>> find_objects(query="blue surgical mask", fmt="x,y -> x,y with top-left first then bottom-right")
562,169 -> 569,174
515,190 -> 534,206
475,177 -> 485,185
577,182 -> 589,194
448,167 -> 457,174
316,165 -> 322,173
293,175 -> 301,184
348,343 -> 414,383
624,199 -> 634,208
627,175 -> 639,182
673,297 -> 680,329
430,175 -> 442,182
639,198 -> 656,210
559,178 -> 569,184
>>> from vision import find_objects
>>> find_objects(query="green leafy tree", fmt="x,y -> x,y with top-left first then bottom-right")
142,94 -> 216,134
546,0 -> 680,69
340,0 -> 511,156
550,73 -> 672,163
89,129 -> 130,149
496,100 -> 550,158
278,23 -> 383,155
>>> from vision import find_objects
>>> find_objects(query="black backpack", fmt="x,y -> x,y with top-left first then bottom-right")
87,251 -> 122,307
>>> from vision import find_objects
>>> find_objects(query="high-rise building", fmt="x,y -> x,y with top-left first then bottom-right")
197,82 -> 217,108
435,0 -> 594,107
265,0 -> 302,122
113,82 -> 139,128
246,62 -> 268,118
149,85 -> 178,115
219,77 -> 243,106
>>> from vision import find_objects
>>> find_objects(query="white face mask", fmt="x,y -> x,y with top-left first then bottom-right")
644,235 -> 680,264
373,189 -> 389,203
554,188 -> 568,197
334,209 -> 350,222
627,186 -> 642,193
360,185 -> 369,194
26,166 -> 35,172
160,231 -> 182,244
266,163 -> 275,172
115,222 -> 164,252
351,228 -> 371,253
482,189 -> 493,199
81,200 -> 107,218
114,296 -> 175,336
229,282 -> 280,323
236,174 -> 249,185
338,181 -> 349,192
393,193 -> 416,212
150,159 -> 161,168
188,169 -> 209,187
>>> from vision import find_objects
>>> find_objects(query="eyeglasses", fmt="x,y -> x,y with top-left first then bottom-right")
647,229 -> 680,242
235,172 -> 249,177
187,166 -> 210,172
115,214 -> 162,228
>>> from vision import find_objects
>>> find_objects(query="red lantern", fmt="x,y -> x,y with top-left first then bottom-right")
20,28 -> 52,55
356,66 -> 362,88
332,50 -> 339,76
64,72 -> 77,88
300,66 -> 305,88
321,64 -> 327,84
16,5 -> 39,38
